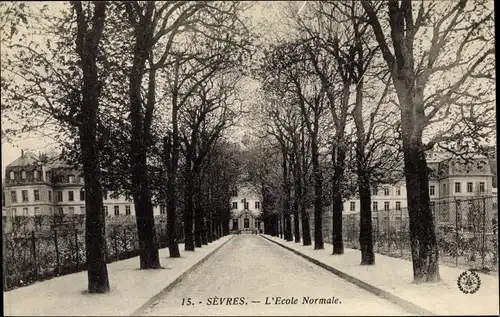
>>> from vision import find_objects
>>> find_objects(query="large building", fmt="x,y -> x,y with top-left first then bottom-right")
229,182 -> 263,233
342,157 -> 498,225
2,151 -> 164,220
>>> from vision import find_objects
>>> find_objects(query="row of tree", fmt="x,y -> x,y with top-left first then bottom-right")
1,1 -> 253,293
247,0 -> 494,284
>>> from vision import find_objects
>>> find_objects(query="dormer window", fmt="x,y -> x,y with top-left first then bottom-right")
9,171 -> 15,180
21,170 -> 26,179
33,170 -> 39,180
68,175 -> 75,183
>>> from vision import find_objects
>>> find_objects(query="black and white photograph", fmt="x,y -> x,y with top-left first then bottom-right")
1,1 -> 498,316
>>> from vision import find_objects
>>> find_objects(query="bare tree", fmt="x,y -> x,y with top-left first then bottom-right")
1,2 -> 110,292
360,0 -> 495,282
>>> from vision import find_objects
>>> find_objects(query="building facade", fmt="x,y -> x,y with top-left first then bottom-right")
342,157 -> 498,224
2,151 -> 164,220
229,182 -> 263,233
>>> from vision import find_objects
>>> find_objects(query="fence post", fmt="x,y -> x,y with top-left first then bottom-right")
455,199 -> 459,267
74,228 -> 79,271
114,227 -> 118,262
123,228 -> 127,253
31,230 -> 38,279
400,208 -> 403,258
482,197 -> 486,269
53,229 -> 61,275
376,209 -> 380,253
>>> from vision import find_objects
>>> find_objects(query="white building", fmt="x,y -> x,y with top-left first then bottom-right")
2,151 -> 164,220
229,182 -> 263,233
343,157 -> 498,223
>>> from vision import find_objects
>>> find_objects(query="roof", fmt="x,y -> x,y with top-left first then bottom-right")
6,152 -> 39,168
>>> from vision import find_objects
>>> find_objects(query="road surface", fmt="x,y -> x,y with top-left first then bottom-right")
142,234 -> 414,316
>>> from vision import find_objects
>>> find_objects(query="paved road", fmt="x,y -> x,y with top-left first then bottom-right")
142,234 -> 414,316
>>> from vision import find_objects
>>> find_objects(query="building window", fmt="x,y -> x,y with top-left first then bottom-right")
11,191 -> 17,203
80,206 -> 85,214
350,201 -> 355,212
80,190 -> 85,201
68,175 -> 75,183
10,171 -> 15,180
479,182 -> 485,193
372,201 -> 378,212
22,190 -> 29,202
21,170 -> 26,179
454,182 -> 461,193
384,188 -> 390,196
114,206 -> 119,216
231,188 -> 238,196
69,207 -> 75,215
372,188 -> 378,196
384,201 -> 390,211
232,219 -> 239,230
126,205 -> 131,215
34,170 -> 39,179
23,207 -> 28,215
103,191 -> 108,200
396,201 -> 401,211
443,184 -> 447,195
11,208 -> 17,217
244,218 -> 250,228
68,191 -> 74,201
34,207 -> 40,215
58,207 -> 64,216
34,189 -> 40,201
244,202 -> 249,210
429,185 -> 435,196
493,202 -> 498,210
160,205 -> 166,214
104,206 -> 108,216
57,191 -> 63,202
466,182 -> 473,193
48,190 -> 52,202
255,201 -> 261,209
395,187 -> 401,196
232,202 -> 238,209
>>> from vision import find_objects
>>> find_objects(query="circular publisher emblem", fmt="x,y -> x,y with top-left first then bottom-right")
457,270 -> 481,294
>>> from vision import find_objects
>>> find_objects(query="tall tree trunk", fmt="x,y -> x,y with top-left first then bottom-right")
194,172 -> 203,248
300,124 -> 312,246
331,146 -> 346,255
184,161 -> 195,251
353,74 -> 374,265
312,134 -> 324,249
128,3 -> 160,269
222,206 -> 230,235
282,150 -> 293,241
292,136 -> 301,243
403,129 -> 440,282
358,171 -> 374,264
73,0 -> 110,293
165,134 -> 180,258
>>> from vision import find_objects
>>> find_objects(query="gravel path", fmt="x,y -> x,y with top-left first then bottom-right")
143,234 -> 414,316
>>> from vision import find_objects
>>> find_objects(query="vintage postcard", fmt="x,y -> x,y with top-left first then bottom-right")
1,1 -> 498,316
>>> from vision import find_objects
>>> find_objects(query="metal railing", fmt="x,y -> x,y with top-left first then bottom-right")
340,196 -> 498,272
2,214 -> 183,291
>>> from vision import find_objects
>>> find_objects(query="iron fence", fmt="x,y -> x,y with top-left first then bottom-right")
340,196 -> 498,272
3,214 -> 184,291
